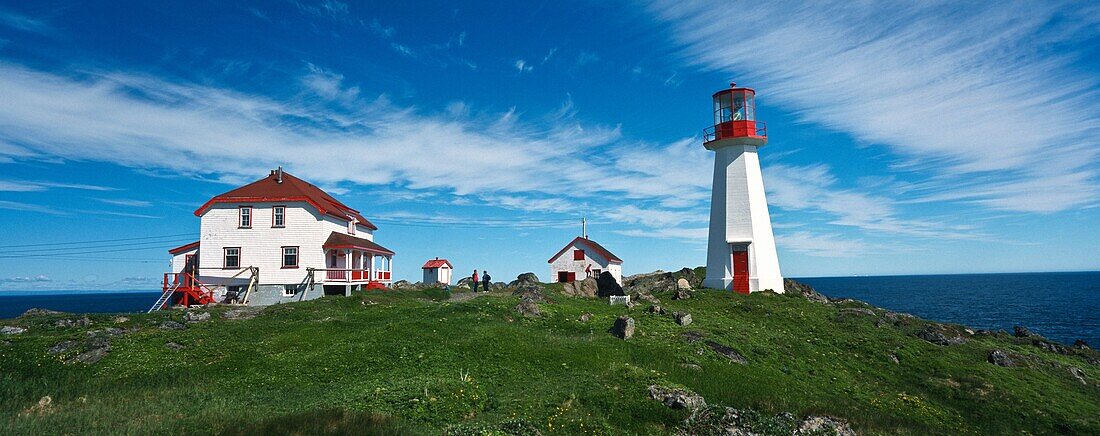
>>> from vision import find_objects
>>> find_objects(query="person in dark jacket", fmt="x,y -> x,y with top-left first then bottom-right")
481,271 -> 491,293
471,270 -> 479,293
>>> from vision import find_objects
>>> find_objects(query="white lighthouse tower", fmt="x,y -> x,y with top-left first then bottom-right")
702,83 -> 783,294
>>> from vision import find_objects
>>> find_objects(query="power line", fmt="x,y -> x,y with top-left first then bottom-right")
0,233 -> 194,249
0,237 -> 197,255
0,244 -> 188,259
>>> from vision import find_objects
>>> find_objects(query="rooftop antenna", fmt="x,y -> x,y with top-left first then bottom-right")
582,216 -> 587,239
276,166 -> 283,184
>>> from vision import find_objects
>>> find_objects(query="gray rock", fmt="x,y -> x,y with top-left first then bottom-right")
1014,325 -> 1035,338
1,326 -> 26,335
888,353 -> 900,364
166,342 -> 184,351
681,331 -> 704,343
19,308 -> 63,317
73,346 -> 109,364
679,363 -> 703,371
578,277 -> 598,298
838,308 -> 876,317
222,308 -> 260,320
514,298 -> 541,318
784,278 -> 830,304
705,340 -> 748,364
676,278 -> 692,290
1032,339 -> 1071,355
915,327 -> 967,346
507,272 -> 540,289
610,316 -> 635,339
54,317 -> 92,328
795,415 -> 856,436
390,280 -> 415,290
1069,367 -> 1087,385
578,312 -> 593,322
673,289 -> 692,300
648,305 -> 666,315
674,312 -> 693,326
184,311 -> 211,323
596,271 -> 625,297
624,268 -> 700,294
47,340 -> 78,355
633,291 -> 660,304
648,385 -> 707,410
1074,339 -> 1091,350
988,349 -> 1017,367
159,320 -> 187,330
113,316 -> 129,324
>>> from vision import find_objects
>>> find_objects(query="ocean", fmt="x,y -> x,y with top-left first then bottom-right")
1,271 -> 1097,346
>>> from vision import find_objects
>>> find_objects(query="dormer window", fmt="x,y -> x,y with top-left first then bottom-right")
348,219 -> 356,235
573,249 -> 585,261
272,206 -> 285,228
239,206 -> 252,228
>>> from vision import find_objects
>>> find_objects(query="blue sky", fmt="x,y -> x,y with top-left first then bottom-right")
0,0 -> 1098,291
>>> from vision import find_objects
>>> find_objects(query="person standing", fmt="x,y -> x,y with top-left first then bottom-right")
481,271 -> 491,293
585,264 -> 592,279
471,269 -> 479,293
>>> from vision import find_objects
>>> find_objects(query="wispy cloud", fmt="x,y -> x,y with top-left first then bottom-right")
96,198 -> 152,207
0,200 -> 67,215
514,59 -> 533,73
0,9 -> 50,34
648,0 -> 1100,213
0,179 -> 117,192
776,231 -> 866,258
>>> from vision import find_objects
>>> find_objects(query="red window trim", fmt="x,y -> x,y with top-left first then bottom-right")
281,246 -> 299,268
272,205 -> 286,228
238,206 -> 252,229
223,247 -> 241,269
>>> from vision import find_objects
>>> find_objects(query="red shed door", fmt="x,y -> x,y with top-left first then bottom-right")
731,250 -> 749,294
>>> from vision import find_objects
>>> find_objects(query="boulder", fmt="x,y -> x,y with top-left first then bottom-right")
676,278 -> 692,290
838,308 -> 876,317
578,312 -> 593,322
113,316 -> 130,324
73,346 -> 109,364
673,289 -> 692,300
54,317 -> 92,328
596,271 -> 625,297
674,312 -> 693,326
159,321 -> 187,330
184,311 -> 211,323
681,331 -> 704,343
648,305 -> 666,315
783,279 -> 830,304
795,416 -> 856,436
390,280 -> 415,290
1032,339 -> 1072,355
705,340 -> 748,364
47,340 -> 78,355
988,349 -> 1017,367
578,277 -> 598,297
507,272 -> 540,289
166,342 -> 184,351
1013,325 -> 1035,338
610,316 -> 635,339
1,326 -> 27,335
561,281 -> 578,297
633,291 -> 660,304
514,298 -> 541,318
456,277 -> 475,289
222,307 -> 260,320
20,308 -> 63,317
648,385 -> 707,410
915,326 -> 967,346
1074,339 -> 1091,350
1069,367 -> 1087,385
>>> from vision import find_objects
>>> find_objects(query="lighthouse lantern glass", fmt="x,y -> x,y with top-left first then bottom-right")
712,90 -> 755,126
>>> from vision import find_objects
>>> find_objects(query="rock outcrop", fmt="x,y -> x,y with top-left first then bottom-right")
988,349 -> 1018,367
648,385 -> 706,410
596,271 -> 625,297
622,268 -> 699,294
705,340 -> 748,364
507,273 -> 540,289
784,278 -> 830,304
610,316 -> 635,339
674,312 -> 692,326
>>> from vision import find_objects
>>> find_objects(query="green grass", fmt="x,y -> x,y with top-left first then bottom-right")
1,286 -> 1098,435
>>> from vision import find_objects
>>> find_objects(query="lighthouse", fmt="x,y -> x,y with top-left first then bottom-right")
702,83 -> 783,294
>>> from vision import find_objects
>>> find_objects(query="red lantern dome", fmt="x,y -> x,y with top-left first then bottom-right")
703,83 -> 767,148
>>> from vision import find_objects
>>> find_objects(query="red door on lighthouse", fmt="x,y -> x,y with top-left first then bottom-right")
731,249 -> 749,294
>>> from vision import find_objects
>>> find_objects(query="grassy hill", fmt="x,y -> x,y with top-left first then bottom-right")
1,277 -> 1098,435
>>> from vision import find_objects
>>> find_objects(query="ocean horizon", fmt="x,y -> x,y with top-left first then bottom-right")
3,271 -> 1097,346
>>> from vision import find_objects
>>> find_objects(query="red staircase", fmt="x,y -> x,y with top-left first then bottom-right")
153,272 -> 217,311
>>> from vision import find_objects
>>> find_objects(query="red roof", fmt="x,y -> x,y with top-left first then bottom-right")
422,258 -> 453,269
193,170 -> 377,230
547,237 -> 622,264
322,232 -> 394,255
168,241 -> 200,255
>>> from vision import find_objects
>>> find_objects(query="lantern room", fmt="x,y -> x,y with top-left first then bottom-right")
703,83 -> 767,148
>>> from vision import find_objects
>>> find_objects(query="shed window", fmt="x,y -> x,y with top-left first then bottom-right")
573,249 -> 585,261
272,206 -> 285,227
282,246 -> 299,268
224,247 -> 240,269
283,285 -> 297,296
239,206 -> 252,228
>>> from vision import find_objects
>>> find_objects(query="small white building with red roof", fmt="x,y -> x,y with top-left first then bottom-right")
160,168 -> 395,308
548,236 -> 623,285
421,258 -> 454,285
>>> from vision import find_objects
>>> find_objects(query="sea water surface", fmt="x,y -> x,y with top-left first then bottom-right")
798,271 -> 1099,346
2,272 -> 1097,346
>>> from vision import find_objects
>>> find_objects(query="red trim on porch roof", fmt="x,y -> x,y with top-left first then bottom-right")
193,171 -> 378,230
168,241 -> 200,255
547,237 -> 622,264
422,258 -> 452,269
323,232 -> 395,255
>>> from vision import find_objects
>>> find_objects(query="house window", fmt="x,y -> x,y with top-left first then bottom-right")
592,269 -> 602,276
348,220 -> 356,235
573,249 -> 585,261
282,246 -> 299,268
272,206 -> 285,227
283,285 -> 297,296
239,206 -> 252,228
224,247 -> 240,269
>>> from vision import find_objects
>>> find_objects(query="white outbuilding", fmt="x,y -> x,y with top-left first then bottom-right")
421,258 -> 454,285
548,237 -> 623,284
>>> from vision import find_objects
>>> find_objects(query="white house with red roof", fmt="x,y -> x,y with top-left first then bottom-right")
159,168 -> 395,308
548,237 -> 623,285
421,258 -> 454,285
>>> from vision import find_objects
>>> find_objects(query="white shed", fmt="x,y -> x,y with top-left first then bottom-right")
548,237 -> 622,284
422,258 -> 454,285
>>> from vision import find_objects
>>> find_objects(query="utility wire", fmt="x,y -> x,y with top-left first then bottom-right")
0,233 -> 194,249
0,237 -> 197,255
